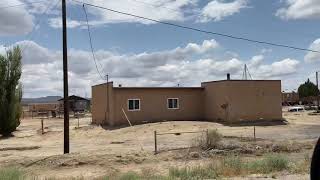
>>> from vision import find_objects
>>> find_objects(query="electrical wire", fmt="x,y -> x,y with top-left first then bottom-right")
71,0 -> 320,54
82,4 -> 105,80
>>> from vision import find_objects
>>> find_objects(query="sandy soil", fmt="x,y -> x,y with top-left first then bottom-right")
0,108 -> 319,179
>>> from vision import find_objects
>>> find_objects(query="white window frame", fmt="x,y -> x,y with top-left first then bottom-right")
128,99 -> 141,111
167,98 -> 179,109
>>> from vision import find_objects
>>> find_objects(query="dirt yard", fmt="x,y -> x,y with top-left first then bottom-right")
0,108 -> 319,179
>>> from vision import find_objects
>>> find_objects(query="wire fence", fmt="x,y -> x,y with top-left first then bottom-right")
154,130 -> 208,154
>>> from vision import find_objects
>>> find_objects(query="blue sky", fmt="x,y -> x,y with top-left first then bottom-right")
0,0 -> 320,97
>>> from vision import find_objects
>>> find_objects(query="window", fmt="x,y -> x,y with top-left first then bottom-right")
167,98 -> 179,109
128,99 -> 140,111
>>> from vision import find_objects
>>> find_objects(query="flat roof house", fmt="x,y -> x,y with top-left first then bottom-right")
92,77 -> 282,126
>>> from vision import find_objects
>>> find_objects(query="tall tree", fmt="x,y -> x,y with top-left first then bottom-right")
298,79 -> 319,98
0,46 -> 22,136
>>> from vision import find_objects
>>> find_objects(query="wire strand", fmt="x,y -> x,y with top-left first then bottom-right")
71,0 -> 320,54
82,4 -> 105,80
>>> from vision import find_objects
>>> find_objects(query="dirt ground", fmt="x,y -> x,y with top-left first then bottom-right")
0,107 -> 319,179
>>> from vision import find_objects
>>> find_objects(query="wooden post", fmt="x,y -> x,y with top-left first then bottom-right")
154,130 -> 157,154
206,129 -> 209,147
77,117 -> 80,128
122,108 -> 132,126
41,119 -> 44,134
253,126 -> 256,141
62,0 -> 70,154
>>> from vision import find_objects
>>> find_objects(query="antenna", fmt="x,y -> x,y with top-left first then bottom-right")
242,64 -> 253,80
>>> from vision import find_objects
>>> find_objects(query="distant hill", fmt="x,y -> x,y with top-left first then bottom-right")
22,96 -> 62,105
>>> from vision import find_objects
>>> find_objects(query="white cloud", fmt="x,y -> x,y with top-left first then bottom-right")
199,0 -> 248,22
22,0 -> 60,15
304,39 -> 320,63
0,0 -> 34,36
48,0 -> 198,29
261,48 -> 272,54
276,0 -> 320,20
2,39 -> 301,97
251,58 -> 300,78
249,55 -> 264,67
48,17 -> 85,29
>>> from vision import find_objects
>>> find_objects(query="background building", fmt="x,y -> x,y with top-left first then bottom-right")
92,77 -> 282,126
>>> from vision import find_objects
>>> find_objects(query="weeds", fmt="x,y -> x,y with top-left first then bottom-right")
194,129 -> 222,150
0,167 -> 24,180
0,154 -> 305,179
169,165 -> 218,179
217,154 -> 289,176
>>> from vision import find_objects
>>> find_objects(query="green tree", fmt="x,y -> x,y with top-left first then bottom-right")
297,79 -> 320,98
0,46 -> 22,136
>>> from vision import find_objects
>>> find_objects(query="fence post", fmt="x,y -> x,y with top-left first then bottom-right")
253,126 -> 256,141
154,130 -> 157,154
77,117 -> 80,128
41,119 -> 44,134
206,129 -> 209,147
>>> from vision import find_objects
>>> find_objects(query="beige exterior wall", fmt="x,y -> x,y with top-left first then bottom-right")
111,88 -> 204,125
92,82 -> 114,125
92,80 -> 282,126
202,80 -> 282,122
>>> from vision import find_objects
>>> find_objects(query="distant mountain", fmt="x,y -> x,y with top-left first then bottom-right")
22,96 -> 62,105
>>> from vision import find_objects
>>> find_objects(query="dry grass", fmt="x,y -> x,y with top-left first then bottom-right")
0,167 -> 24,180
0,153 -> 310,180
193,129 -> 222,150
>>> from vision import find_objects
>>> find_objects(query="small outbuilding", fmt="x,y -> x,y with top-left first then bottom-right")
92,76 -> 282,126
58,95 -> 90,113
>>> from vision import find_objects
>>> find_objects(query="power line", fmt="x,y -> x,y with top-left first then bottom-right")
72,0 -> 320,54
0,0 -> 47,10
82,4 -> 105,80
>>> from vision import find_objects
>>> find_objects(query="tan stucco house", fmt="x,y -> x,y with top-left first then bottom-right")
92,78 -> 282,126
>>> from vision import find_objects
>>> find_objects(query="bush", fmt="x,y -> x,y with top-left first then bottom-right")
247,154 -> 289,173
0,167 -> 24,180
169,165 -> 218,179
220,156 -> 244,176
265,155 -> 289,171
194,129 -> 222,150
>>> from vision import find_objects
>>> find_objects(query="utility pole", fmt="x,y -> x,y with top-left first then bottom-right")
62,0 -> 70,154
106,74 -> 109,122
317,72 -> 319,111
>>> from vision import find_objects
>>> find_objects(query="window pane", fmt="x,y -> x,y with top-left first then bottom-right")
128,100 -> 134,110
134,100 -> 140,110
168,99 -> 173,108
173,99 -> 178,108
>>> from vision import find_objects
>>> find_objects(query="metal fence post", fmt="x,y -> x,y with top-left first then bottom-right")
254,126 -> 256,141
154,130 -> 157,154
41,119 -> 44,134
206,129 -> 209,147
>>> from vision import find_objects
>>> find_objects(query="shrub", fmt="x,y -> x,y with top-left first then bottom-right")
220,156 -> 244,176
169,165 -> 218,179
194,129 -> 222,150
247,154 -> 289,173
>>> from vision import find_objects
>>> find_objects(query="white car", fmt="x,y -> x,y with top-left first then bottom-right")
288,106 -> 304,112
